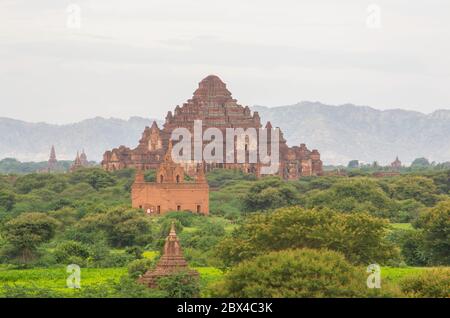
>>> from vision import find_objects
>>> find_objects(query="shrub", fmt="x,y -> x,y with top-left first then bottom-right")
400,268 -> 450,297
157,271 -> 200,298
212,248 -> 395,298
54,241 -> 91,264
77,207 -> 152,247
2,212 -> 59,263
242,177 -> 300,212
127,258 -> 155,279
415,200 -> 450,265
216,206 -> 398,267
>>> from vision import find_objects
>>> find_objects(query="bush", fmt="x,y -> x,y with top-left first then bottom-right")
212,248 -> 395,298
77,207 -> 152,247
2,212 -> 59,263
304,178 -> 397,219
127,258 -> 155,279
216,206 -> 398,267
54,241 -> 91,264
415,200 -> 450,265
0,190 -> 15,211
242,177 -> 300,212
157,271 -> 200,298
400,268 -> 450,297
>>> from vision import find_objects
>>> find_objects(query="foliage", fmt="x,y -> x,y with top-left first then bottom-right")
0,190 -> 15,211
2,213 -> 59,263
242,177 -> 300,212
399,268 -> 450,297
212,248 -> 397,298
207,168 -> 256,188
216,206 -> 398,267
157,271 -> 200,298
69,168 -> 116,190
127,258 -> 155,279
77,207 -> 152,247
389,176 -> 438,206
53,241 -> 91,265
414,200 -> 450,265
304,178 -> 398,219
411,157 -> 431,168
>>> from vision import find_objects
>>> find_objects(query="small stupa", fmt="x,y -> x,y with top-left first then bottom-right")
138,222 -> 199,288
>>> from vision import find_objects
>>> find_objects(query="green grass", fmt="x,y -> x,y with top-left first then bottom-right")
194,267 -> 224,297
382,266 -> 427,283
0,267 -> 127,296
142,251 -> 159,260
0,266 -> 223,297
390,223 -> 413,231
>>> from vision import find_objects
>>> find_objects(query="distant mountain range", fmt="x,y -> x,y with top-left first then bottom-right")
1,102 -> 449,165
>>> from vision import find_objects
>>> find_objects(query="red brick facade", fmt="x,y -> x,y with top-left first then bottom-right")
131,142 -> 209,215
102,75 -> 323,179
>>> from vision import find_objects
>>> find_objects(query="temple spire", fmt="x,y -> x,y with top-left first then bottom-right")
137,220 -> 199,288
164,140 -> 174,162
49,145 -> 57,162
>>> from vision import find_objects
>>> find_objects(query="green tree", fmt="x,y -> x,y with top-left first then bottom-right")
347,160 -> 359,169
69,168 -> 116,190
212,248 -> 396,298
3,212 -> 59,262
0,190 -> 15,211
400,268 -> 450,297
54,240 -> 91,264
304,178 -> 397,219
77,207 -> 152,247
411,157 -> 430,168
389,176 -> 438,206
216,206 -> 397,267
242,177 -> 300,212
415,200 -> 450,265
157,271 -> 200,298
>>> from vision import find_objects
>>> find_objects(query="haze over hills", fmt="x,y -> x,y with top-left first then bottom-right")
0,102 -> 449,165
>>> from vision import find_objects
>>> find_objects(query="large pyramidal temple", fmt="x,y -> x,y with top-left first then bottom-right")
102,75 -> 323,179
138,222 -> 199,288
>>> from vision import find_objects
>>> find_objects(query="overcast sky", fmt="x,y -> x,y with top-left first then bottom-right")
1,0 -> 449,124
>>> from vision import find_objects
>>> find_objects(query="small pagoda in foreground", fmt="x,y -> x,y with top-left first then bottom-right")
138,222 -> 199,288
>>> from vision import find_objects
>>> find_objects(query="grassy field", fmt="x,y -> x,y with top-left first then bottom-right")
390,223 -> 414,231
1,265 -> 444,298
0,266 -> 223,297
382,266 -> 428,283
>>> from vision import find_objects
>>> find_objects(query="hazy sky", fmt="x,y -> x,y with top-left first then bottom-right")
1,0 -> 449,124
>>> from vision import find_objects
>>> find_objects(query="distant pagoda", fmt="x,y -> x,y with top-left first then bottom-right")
138,222 -> 199,288
47,145 -> 57,172
390,156 -> 402,171
80,149 -> 88,166
70,149 -> 89,172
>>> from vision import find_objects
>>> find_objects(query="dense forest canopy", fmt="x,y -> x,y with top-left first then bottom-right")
0,167 -> 449,298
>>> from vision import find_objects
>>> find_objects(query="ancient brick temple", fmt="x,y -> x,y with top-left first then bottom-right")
47,145 -> 57,172
390,156 -> 402,170
138,222 -> 199,288
131,141 -> 209,215
70,150 -> 89,172
102,75 -> 323,179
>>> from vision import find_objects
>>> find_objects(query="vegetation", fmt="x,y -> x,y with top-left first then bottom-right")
212,248 -> 398,298
0,167 -> 449,298
399,268 -> 450,298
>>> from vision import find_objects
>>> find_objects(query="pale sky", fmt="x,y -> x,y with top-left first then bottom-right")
1,0 -> 449,124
